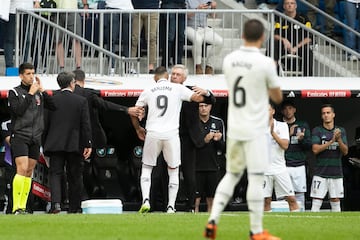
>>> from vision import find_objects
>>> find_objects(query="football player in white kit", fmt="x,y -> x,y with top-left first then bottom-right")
131,66 -> 207,213
204,19 -> 283,240
264,103 -> 299,212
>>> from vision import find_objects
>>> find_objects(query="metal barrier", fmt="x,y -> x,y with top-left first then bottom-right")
14,8 -> 359,77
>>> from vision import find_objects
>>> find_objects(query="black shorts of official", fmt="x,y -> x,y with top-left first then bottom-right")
195,171 -> 219,198
10,136 -> 40,160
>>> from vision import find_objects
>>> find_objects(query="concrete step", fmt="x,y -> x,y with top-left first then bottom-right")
214,28 -> 240,38
207,18 -> 223,28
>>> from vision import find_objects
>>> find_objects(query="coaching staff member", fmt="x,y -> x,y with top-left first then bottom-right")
8,62 -> 55,214
44,72 -> 92,213
72,69 -> 143,197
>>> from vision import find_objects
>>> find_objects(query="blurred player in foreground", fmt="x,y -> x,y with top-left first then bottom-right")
203,19 -> 283,240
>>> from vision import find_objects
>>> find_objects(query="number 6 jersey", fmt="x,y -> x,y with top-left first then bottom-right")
223,46 -> 280,140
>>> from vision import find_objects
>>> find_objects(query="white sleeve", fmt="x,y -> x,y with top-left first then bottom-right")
180,85 -> 194,102
135,91 -> 148,107
279,122 -> 290,140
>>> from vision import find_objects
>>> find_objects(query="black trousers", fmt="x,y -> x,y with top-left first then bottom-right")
49,152 -> 84,212
180,138 -> 197,211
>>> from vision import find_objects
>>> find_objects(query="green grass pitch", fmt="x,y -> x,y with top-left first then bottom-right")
0,212 -> 359,240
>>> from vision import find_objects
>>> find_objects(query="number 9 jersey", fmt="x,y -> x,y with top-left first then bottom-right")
135,78 -> 194,139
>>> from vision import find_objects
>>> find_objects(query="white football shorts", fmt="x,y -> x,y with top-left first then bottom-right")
264,171 -> 295,198
310,175 -> 344,199
286,165 -> 307,193
142,133 -> 181,168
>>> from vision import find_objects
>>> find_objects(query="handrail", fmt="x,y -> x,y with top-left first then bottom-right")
297,0 -> 360,39
15,10 -> 123,69
13,8 -> 359,77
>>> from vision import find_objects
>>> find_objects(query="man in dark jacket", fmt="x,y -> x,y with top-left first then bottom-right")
72,69 -> 142,148
72,69 -> 143,197
8,62 -> 55,214
170,64 -> 215,212
43,72 -> 92,213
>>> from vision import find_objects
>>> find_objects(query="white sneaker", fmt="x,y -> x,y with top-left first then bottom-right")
258,3 -> 269,10
166,206 -> 176,214
130,68 -> 137,74
348,55 -> 358,61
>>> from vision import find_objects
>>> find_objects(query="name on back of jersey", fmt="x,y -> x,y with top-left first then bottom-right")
151,86 -> 172,92
232,61 -> 252,69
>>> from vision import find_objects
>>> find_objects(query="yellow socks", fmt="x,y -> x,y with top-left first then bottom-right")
12,174 -> 25,212
20,177 -> 32,210
12,175 -> 32,212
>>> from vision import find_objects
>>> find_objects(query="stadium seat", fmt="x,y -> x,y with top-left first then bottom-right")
278,54 -> 303,77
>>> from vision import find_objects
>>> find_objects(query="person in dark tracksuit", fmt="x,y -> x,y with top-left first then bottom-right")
8,63 -> 55,214
195,99 -> 225,213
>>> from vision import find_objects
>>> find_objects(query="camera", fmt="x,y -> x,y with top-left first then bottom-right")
207,1 -> 212,6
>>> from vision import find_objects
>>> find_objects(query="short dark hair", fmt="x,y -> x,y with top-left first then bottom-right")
281,99 -> 296,109
57,72 -> 75,89
243,19 -> 264,42
154,66 -> 168,80
321,103 -> 335,113
18,63 -> 34,75
154,66 -> 168,75
73,69 -> 85,82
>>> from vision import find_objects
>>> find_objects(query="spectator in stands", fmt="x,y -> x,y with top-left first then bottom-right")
256,0 -> 270,10
307,0 -> 336,38
103,0 -> 133,75
56,0 -> 89,71
310,104 -> 348,212
195,100 -> 225,212
131,0 -> 159,74
159,0 -> 186,69
186,0 -> 223,75
264,103 -> 299,212
281,99 -> 311,211
344,0 -> 360,61
0,0 -> 40,69
274,0 -> 313,76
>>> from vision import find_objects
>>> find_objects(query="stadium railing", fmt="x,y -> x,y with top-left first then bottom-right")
13,8 -> 360,77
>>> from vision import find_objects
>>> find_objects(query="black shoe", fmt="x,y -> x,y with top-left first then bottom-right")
48,203 -> 61,214
68,208 -> 82,214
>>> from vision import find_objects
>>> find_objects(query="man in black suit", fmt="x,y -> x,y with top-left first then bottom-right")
170,64 -> 216,212
72,69 -> 143,198
43,72 -> 92,213
72,69 -> 142,149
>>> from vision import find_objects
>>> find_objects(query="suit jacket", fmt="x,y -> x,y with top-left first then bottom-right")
73,84 -> 128,148
43,89 -> 92,154
179,86 -> 216,148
